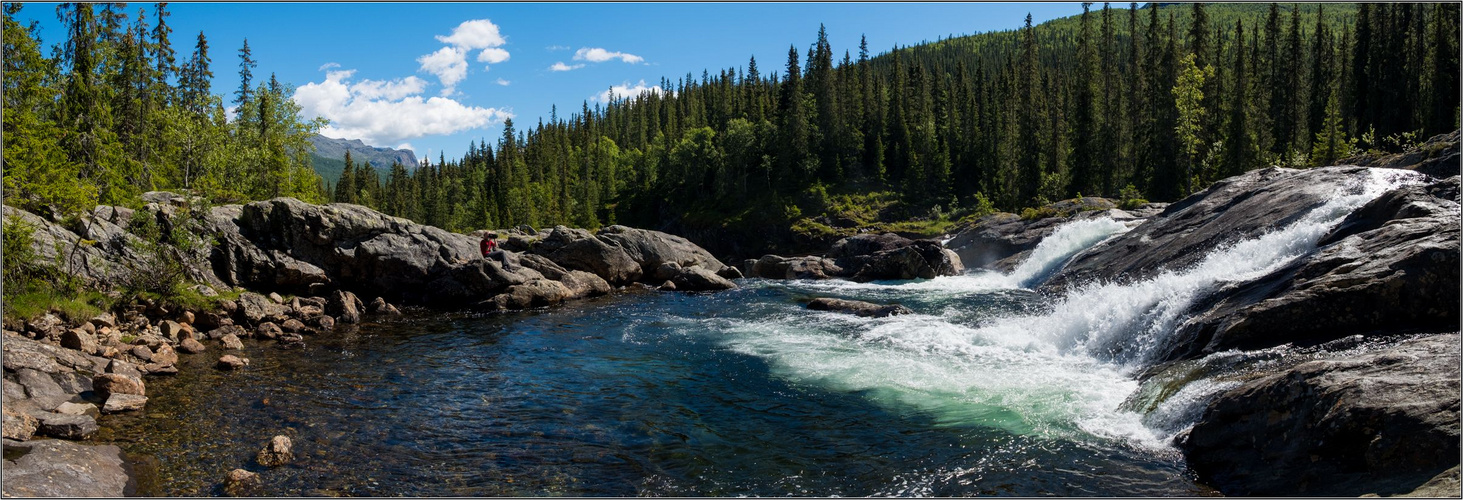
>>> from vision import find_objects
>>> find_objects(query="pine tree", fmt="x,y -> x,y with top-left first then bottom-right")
234,38 -> 254,108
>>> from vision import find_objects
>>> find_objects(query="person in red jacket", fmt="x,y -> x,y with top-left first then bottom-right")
481,232 -> 514,271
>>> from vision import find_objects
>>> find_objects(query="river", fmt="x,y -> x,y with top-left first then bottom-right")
100,168 -> 1417,496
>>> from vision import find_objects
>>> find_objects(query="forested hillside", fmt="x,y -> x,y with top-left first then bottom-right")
3,2 -> 326,217
338,2 -> 1458,257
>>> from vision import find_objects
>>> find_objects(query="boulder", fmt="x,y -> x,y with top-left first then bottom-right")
220,334 -> 245,350
312,315 -> 336,331
806,298 -> 914,318
596,225 -> 729,276
255,322 -> 282,340
224,468 -> 261,496
150,343 -> 178,366
716,266 -> 743,280
535,226 -> 642,285
158,320 -> 185,341
142,363 -> 178,375
256,435 -> 295,467
32,411 -> 100,440
105,359 -> 143,380
659,280 -> 677,291
484,279 -> 574,310
517,253 -> 612,299
1182,333 -> 1461,496
91,373 -> 145,397
0,439 -> 130,497
236,292 -> 290,325
178,338 -> 206,354
217,355 -> 249,370
670,267 -> 738,291
751,255 -> 843,280
60,329 -> 98,355
280,319 -> 306,333
847,240 -> 964,282
327,290 -> 364,324
205,325 -> 248,341
102,394 -> 148,413
3,408 -> 39,441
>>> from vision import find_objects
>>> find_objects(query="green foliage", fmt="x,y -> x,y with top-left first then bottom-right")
1118,184 -> 1149,210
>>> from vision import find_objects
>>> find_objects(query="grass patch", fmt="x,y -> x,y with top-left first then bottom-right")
3,290 -> 113,325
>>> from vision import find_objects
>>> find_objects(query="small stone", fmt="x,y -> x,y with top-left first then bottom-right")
89,313 -> 117,329
217,355 -> 249,370
61,329 -> 99,355
150,343 -> 179,365
660,280 -> 677,291
224,468 -> 261,496
220,334 -> 244,350
54,402 -> 99,418
178,338 -> 206,354
279,333 -> 304,344
220,300 -> 238,314
142,363 -> 178,375
205,324 -> 247,341
99,346 -> 120,359
268,292 -> 285,304
256,435 -> 294,467
106,359 -> 143,380
158,320 -> 184,341
177,323 -> 197,341
190,284 -> 219,297
313,315 -> 335,331
92,373 -> 145,397
130,345 -> 154,362
178,311 -> 195,325
33,411 -> 100,440
79,322 -> 97,335
2,408 -> 39,441
255,322 -> 282,340
280,319 -> 306,333
101,394 -> 148,413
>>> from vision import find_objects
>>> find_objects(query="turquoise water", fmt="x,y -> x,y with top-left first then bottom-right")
104,277 -> 1207,496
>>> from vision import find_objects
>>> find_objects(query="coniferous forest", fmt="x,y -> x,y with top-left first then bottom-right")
5,3 -> 1459,258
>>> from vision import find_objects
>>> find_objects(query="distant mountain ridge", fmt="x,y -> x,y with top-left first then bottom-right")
307,134 -> 418,169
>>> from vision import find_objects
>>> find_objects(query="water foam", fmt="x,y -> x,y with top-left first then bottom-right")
706,168 -> 1419,449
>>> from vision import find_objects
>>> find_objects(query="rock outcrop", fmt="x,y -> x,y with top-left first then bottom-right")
1181,333 -> 1460,496
946,205 -> 1160,272
1,439 -> 131,497
806,298 -> 914,318
744,233 -> 963,282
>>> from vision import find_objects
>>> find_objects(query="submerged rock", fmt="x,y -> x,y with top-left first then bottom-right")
806,298 -> 914,318
224,468 -> 261,496
1182,333 -> 1461,496
217,355 -> 249,370
256,435 -> 295,467
101,394 -> 148,413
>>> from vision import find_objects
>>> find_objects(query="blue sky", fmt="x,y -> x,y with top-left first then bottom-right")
14,2 -> 1085,162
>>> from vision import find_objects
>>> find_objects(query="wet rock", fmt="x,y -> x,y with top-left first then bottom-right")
224,468 -> 261,496
0,439 -> 130,497
221,333 -> 245,350
659,280 -> 677,291
32,411 -> 99,439
142,363 -> 178,375
91,373 -> 145,397
652,262 -> 683,282
806,298 -> 914,318
846,239 -> 964,282
3,407 -> 39,441
217,355 -> 249,370
60,329 -> 98,355
751,255 -> 843,280
670,267 -> 737,291
367,296 -> 401,315
312,315 -> 336,331
1182,333 -> 1460,496
327,290 -> 363,324
101,394 -> 148,413
716,266 -> 743,280
485,279 -> 574,310
256,435 -> 295,467
178,337 -> 206,354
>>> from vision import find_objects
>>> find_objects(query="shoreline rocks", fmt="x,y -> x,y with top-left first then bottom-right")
744,232 -> 964,282
806,298 -> 913,318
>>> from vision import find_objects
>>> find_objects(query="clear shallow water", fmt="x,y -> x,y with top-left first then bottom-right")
100,168 -> 1418,496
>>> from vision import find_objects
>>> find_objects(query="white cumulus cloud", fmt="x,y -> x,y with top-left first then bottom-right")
419,19 -> 512,94
436,19 -> 506,49
495,78 -> 511,86
294,67 -> 513,149
549,62 -> 585,72
417,46 -> 468,95
574,47 -> 644,64
594,80 -> 664,102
